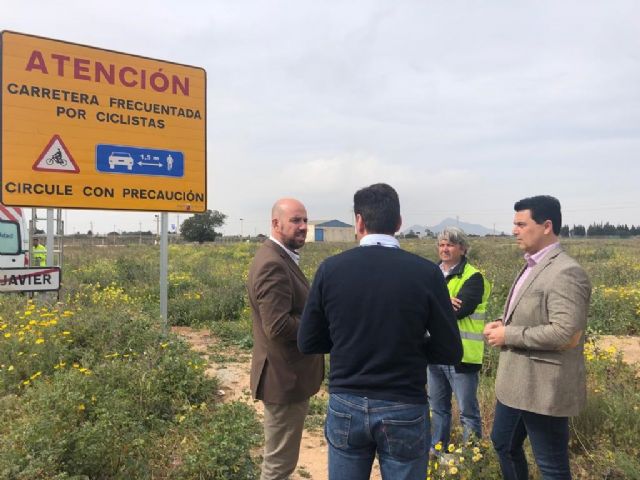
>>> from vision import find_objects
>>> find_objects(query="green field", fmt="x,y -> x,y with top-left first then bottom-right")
0,237 -> 638,479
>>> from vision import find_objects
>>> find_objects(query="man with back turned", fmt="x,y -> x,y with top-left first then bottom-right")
298,183 -> 462,480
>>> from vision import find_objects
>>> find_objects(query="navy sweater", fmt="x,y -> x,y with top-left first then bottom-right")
298,246 -> 462,404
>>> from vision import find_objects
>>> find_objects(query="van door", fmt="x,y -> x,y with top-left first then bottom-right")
0,220 -> 26,267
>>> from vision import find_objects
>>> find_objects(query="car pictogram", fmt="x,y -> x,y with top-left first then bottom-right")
108,152 -> 134,170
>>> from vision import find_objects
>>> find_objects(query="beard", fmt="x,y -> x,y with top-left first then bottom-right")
284,235 -> 305,251
280,229 -> 306,251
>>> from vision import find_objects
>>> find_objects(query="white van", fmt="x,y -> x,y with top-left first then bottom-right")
0,205 -> 29,268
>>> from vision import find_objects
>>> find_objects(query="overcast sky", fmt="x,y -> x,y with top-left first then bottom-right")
4,0 -> 639,235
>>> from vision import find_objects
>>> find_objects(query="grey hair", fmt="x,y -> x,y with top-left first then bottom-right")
437,226 -> 469,253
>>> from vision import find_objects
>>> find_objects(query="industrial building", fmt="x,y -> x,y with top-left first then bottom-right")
306,220 -> 354,243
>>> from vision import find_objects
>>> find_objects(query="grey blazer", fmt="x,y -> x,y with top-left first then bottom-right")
495,245 -> 591,417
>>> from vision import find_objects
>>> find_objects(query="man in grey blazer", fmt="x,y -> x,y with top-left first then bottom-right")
484,195 -> 591,480
248,198 -> 324,480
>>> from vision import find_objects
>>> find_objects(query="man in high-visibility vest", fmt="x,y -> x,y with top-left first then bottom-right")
428,226 -> 491,452
32,238 -> 47,266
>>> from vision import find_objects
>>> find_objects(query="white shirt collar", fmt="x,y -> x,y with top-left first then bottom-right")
439,262 -> 459,277
269,236 -> 300,265
359,234 -> 400,248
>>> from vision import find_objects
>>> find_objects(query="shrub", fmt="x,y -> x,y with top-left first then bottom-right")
171,401 -> 261,479
0,288 -> 259,478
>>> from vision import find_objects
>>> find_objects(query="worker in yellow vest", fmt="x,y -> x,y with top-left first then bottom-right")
32,238 -> 47,266
428,227 -> 491,452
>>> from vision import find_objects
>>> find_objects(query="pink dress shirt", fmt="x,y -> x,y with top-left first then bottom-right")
505,242 -> 559,321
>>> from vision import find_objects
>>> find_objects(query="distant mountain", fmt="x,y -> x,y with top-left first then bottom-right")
403,218 -> 495,236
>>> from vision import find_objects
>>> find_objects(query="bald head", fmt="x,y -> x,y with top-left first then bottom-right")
271,198 -> 308,250
272,198 -> 304,219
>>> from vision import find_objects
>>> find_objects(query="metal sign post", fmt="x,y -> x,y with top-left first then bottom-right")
160,212 -> 168,333
46,208 -> 54,266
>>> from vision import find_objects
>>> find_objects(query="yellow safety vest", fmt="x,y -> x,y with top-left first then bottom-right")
446,262 -> 491,364
33,244 -> 47,266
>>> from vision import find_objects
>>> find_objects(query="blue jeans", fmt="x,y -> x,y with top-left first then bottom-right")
491,400 -> 571,480
325,393 -> 430,480
427,364 -> 481,449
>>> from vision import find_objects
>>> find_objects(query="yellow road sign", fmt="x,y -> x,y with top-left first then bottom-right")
1,31 -> 206,212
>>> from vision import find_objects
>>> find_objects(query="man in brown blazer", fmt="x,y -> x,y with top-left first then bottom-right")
247,198 -> 324,480
484,195 -> 591,480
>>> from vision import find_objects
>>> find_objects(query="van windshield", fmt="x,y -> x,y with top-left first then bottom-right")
0,220 -> 21,255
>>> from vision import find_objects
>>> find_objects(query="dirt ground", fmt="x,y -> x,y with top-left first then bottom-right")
173,327 -> 640,480
172,326 -> 380,479
596,335 -> 640,365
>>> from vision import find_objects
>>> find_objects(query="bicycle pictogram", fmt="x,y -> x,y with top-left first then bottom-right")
45,148 -> 68,167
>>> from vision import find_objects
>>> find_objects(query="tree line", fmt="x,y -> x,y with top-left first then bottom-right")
119,210 -> 640,243
560,222 -> 640,237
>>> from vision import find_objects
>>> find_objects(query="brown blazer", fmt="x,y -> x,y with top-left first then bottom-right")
247,239 -> 324,404
495,245 -> 591,417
